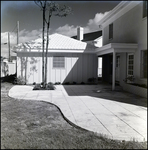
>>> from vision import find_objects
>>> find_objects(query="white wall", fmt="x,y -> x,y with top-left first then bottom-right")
17,52 -> 98,84
102,2 -> 147,85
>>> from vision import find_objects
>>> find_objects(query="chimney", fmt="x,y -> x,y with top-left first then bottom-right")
77,26 -> 83,41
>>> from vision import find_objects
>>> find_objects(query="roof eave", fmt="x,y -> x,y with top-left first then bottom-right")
98,1 -> 142,27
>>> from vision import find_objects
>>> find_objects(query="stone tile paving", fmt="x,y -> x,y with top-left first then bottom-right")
8,84 -> 147,142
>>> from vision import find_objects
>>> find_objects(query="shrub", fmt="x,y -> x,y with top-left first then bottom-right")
81,82 -> 85,84
123,75 -> 135,83
1,73 -> 16,84
46,83 -> 56,90
64,82 -> 70,85
14,76 -> 26,85
73,81 -> 77,84
48,82 -> 53,85
33,82 -> 36,85
33,82 -> 56,90
54,82 -> 61,85
33,84 -> 41,90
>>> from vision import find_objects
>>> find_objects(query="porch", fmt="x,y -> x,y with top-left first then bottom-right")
95,43 -> 138,90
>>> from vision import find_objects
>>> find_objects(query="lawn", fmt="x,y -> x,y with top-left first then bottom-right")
1,82 -> 147,149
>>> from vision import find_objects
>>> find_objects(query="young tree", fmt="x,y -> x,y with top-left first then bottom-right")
34,0 -> 47,88
34,1 -> 71,88
44,2 -> 71,85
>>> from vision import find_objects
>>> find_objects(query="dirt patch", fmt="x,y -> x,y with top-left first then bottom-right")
1,82 -> 147,149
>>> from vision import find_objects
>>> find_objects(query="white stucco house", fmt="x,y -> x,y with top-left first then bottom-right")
1,56 -> 16,77
13,33 -> 98,84
96,1 -> 147,97
13,1 -> 147,98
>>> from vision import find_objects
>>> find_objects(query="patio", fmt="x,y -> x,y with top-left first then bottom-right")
8,83 -> 147,142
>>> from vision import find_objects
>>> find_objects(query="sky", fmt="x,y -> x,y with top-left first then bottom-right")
1,1 -> 121,57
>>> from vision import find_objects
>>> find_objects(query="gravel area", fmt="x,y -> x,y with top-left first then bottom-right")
1,82 -> 147,149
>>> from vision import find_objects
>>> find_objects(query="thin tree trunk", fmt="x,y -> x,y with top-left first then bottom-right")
25,56 -> 28,84
45,18 -> 51,84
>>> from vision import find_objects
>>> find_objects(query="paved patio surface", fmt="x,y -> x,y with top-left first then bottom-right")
8,84 -> 147,142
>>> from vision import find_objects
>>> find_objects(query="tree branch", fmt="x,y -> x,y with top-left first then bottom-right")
34,0 -> 42,9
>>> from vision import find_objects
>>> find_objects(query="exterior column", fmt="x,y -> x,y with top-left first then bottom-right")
112,50 -> 116,90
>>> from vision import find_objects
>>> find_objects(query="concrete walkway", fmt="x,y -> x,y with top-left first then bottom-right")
8,84 -> 147,142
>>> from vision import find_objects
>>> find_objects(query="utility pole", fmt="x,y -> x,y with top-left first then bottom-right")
8,32 -> 11,62
17,21 -> 19,44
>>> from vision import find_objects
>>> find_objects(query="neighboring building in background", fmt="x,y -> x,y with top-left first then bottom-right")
72,27 -> 102,47
13,33 -> 98,84
1,46 -> 17,77
1,56 -> 16,77
1,56 -> 8,77
1,52 -> 16,77
96,1 -> 147,97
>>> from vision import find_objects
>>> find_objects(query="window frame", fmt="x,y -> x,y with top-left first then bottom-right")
127,53 -> 134,77
109,23 -> 113,40
53,56 -> 65,69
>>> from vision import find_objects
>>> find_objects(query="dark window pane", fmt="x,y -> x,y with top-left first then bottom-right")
53,57 -> 65,68
109,23 -> 113,39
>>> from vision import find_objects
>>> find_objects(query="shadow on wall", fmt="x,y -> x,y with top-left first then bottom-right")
62,53 -> 98,84
63,84 -> 147,107
20,56 -> 38,84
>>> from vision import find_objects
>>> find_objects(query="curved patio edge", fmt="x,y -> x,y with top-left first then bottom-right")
8,85 -> 147,142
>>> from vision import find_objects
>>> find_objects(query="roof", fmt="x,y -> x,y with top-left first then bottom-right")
12,33 -> 96,53
96,43 -> 138,56
71,30 -> 102,41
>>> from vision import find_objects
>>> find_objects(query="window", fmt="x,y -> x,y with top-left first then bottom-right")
127,54 -> 134,76
109,23 -> 113,39
143,1 -> 147,18
141,50 -> 147,78
53,57 -> 65,68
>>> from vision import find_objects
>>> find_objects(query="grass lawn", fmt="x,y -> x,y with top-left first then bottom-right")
1,82 -> 147,149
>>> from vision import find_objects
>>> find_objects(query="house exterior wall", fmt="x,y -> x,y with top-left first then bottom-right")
103,2 -> 147,45
17,52 -> 98,84
102,2 -> 147,86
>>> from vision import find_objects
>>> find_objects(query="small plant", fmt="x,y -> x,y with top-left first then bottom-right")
73,81 -> 77,84
123,75 -> 135,83
40,82 -> 44,88
33,82 -> 36,85
88,77 -> 97,83
81,82 -> 85,85
48,82 -> 53,85
46,82 -> 56,90
33,82 -> 56,90
55,82 -> 61,85
14,76 -> 26,85
33,84 -> 41,90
